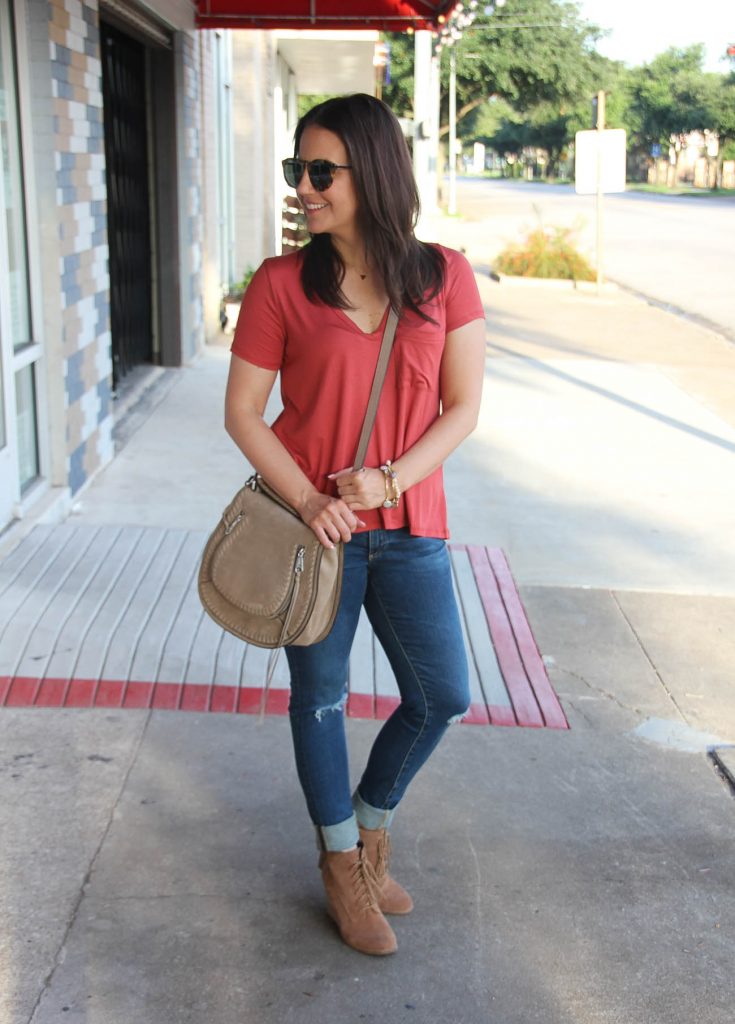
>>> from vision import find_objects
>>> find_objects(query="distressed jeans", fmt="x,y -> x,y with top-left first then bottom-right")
285,528 -> 470,851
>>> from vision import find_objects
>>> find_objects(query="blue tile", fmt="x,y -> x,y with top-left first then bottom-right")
69,441 -> 87,494
64,284 -> 82,307
65,351 -> 85,405
51,60 -> 70,83
97,376 -> 112,421
63,253 -> 81,275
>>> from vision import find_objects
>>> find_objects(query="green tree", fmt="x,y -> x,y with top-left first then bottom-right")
703,72 -> 735,187
626,46 -> 711,175
382,0 -> 602,132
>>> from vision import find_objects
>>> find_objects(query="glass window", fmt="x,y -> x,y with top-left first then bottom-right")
0,356 -> 6,451
0,10 -> 32,352
15,363 -> 38,490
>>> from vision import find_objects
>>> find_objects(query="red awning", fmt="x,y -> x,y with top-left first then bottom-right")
196,1 -> 459,32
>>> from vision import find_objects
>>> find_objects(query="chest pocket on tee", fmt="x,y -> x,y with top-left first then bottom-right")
394,309 -> 446,391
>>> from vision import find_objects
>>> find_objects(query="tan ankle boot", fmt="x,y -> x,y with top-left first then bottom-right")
319,843 -> 397,956
358,826 -> 414,915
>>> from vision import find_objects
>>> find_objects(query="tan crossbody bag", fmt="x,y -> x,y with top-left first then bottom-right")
198,307 -> 399,653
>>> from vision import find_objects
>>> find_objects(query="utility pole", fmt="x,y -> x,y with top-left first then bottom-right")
413,30 -> 438,224
595,90 -> 605,294
448,49 -> 457,215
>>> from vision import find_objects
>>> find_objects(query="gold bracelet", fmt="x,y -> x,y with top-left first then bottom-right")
379,460 -> 401,509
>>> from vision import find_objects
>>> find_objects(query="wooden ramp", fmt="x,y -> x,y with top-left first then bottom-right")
0,525 -> 567,729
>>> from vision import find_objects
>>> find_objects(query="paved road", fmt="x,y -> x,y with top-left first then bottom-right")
450,177 -> 735,339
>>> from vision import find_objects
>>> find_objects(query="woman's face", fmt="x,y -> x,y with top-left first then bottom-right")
296,124 -> 359,242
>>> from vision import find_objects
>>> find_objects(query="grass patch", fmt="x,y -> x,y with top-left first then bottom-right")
494,225 -> 595,281
628,183 -> 734,198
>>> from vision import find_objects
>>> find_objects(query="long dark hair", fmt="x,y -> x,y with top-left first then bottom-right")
294,93 -> 445,320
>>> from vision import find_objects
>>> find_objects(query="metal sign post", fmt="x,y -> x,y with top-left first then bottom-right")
575,94 -> 626,295
595,91 -> 605,292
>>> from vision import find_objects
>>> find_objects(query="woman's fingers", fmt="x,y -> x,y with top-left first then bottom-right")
331,467 -> 385,510
300,493 -> 364,548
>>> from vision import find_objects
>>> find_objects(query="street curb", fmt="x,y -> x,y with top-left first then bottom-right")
490,271 -> 620,293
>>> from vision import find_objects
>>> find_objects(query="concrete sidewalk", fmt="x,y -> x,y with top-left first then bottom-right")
1,236 -> 735,1023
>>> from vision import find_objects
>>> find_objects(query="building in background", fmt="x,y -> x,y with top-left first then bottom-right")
0,0 -> 377,535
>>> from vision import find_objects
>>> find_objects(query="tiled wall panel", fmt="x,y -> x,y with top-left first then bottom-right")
49,0 -> 112,494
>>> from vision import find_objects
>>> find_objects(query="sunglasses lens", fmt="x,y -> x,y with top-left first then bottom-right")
283,159 -> 303,189
308,161 -> 334,192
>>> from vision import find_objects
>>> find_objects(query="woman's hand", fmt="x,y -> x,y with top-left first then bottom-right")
328,467 -> 386,511
297,491 -> 366,549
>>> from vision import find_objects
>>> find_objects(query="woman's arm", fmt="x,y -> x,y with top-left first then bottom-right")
332,316 -> 486,509
224,354 -> 364,548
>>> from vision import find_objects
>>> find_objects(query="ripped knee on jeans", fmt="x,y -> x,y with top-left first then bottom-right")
314,691 -> 348,722
447,706 -> 470,725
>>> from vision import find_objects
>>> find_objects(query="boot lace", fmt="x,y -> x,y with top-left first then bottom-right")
352,848 -> 381,913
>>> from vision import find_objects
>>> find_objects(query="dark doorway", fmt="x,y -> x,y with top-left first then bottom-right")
101,21 -> 153,387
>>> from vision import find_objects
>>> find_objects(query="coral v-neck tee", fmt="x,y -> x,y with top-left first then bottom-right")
230,244 -> 484,538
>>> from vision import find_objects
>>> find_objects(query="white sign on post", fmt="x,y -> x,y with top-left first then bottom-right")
574,129 -> 627,194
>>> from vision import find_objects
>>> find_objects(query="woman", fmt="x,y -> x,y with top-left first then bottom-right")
225,94 -> 485,956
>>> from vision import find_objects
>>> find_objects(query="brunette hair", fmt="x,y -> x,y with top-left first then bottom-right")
293,93 -> 445,320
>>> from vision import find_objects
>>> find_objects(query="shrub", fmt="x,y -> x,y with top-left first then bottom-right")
224,267 -> 255,301
494,225 -> 595,281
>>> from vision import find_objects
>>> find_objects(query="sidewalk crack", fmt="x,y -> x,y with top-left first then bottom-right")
610,591 -> 689,725
561,667 -> 639,715
26,710 -> 153,1024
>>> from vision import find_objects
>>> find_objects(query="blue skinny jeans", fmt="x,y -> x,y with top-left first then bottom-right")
285,528 -> 470,851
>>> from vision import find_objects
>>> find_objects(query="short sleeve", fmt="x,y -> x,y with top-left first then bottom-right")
230,260 -> 286,371
443,248 -> 485,333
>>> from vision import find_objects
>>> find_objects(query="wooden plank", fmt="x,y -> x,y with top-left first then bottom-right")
212,629 -> 247,688
449,547 -> 498,725
45,529 -> 141,681
0,526 -> 97,677
210,683 -> 239,713
0,524 -> 75,614
57,528 -> 145,681
241,643 -> 290,691
0,525 -> 55,599
121,681 -> 155,709
157,561 -> 208,684
151,682 -> 183,710
5,677 -> 41,706
103,530 -> 188,682
183,611 -> 225,686
35,678 -> 68,707
449,547 -> 516,726
64,678 -> 96,707
11,527 -> 114,681
467,546 -> 544,728
73,530 -> 161,682
129,532 -> 203,683
486,548 -> 568,730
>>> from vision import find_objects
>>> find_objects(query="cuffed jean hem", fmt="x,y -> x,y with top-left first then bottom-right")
316,814 -> 360,852
353,789 -> 395,831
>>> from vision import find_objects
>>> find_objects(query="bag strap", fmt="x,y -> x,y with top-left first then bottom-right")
352,306 -> 399,471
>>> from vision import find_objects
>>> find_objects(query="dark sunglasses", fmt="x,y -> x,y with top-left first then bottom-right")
282,158 -> 352,192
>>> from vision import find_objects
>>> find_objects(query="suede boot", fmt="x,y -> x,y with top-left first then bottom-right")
319,843 -> 397,956
358,826 -> 414,915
